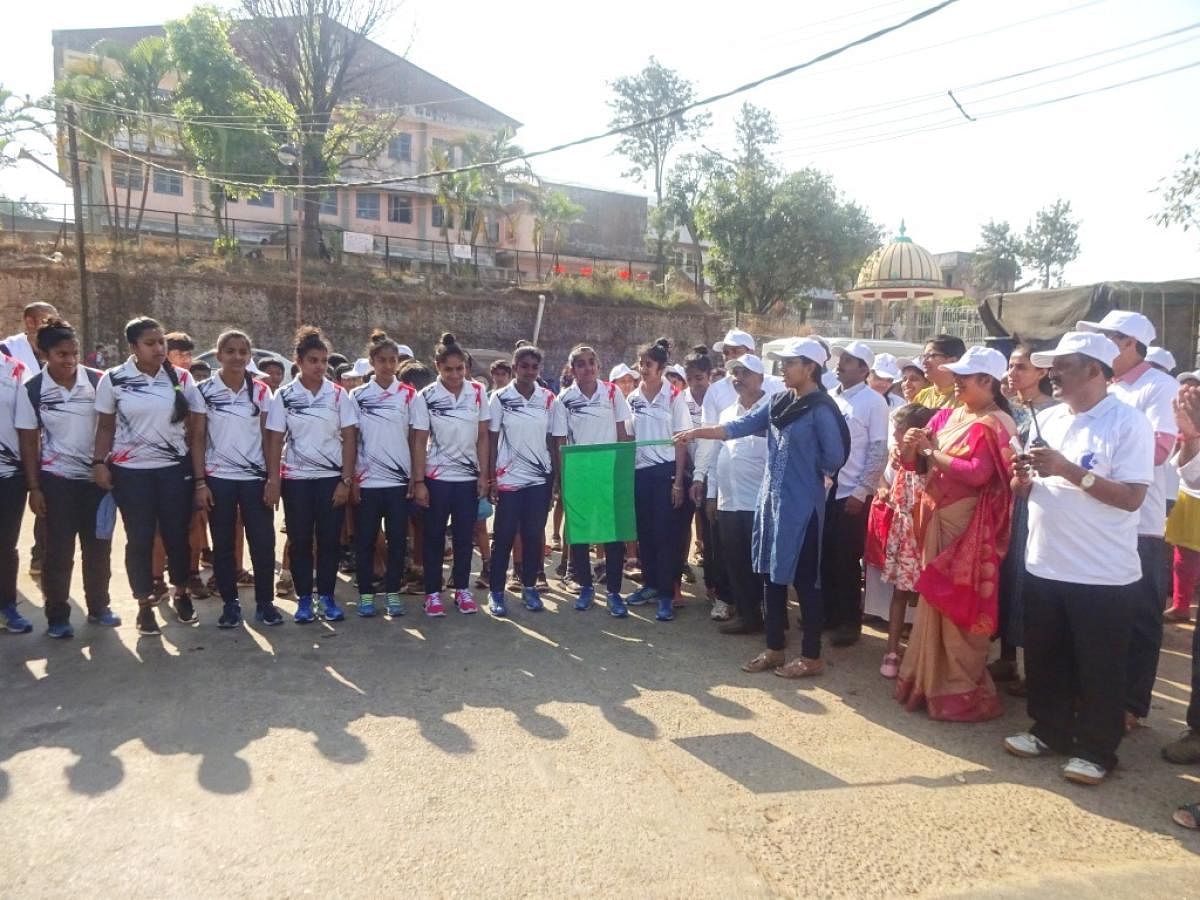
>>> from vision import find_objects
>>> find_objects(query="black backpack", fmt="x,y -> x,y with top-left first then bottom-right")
25,367 -> 103,429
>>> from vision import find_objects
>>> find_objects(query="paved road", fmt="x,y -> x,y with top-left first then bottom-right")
2,513 -> 1200,898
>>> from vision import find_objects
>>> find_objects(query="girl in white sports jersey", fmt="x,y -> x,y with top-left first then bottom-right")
350,330 -> 426,619
485,345 -> 565,617
265,326 -> 359,625
559,344 -> 633,616
92,316 -> 205,636
191,330 -> 280,628
411,332 -> 490,617
681,345 -> 716,608
626,337 -> 691,622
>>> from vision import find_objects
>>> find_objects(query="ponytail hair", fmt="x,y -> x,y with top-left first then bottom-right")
35,317 -> 76,354
294,325 -> 329,361
124,315 -> 162,347
434,331 -> 466,366
161,361 -> 190,424
216,329 -> 259,415
639,337 -> 671,371
683,344 -> 712,375
989,375 -> 1013,418
367,328 -> 400,361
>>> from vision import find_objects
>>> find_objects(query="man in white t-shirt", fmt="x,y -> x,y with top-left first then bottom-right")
1077,310 -> 1178,726
1,301 -> 57,374
1004,331 -> 1153,786
825,341 -> 890,647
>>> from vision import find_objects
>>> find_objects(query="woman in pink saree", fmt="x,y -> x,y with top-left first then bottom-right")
894,347 -> 1017,722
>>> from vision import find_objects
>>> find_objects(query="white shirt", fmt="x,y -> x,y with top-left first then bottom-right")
352,378 -> 425,489
833,381 -> 891,501
559,380 -> 630,446
412,379 -> 489,482
628,381 -> 691,469
1109,364 -> 1178,536
696,373 -> 785,480
0,333 -> 39,377
489,382 -> 567,491
265,378 -> 359,480
715,394 -> 770,512
1180,452 -> 1200,494
1026,395 -> 1154,586
0,355 -> 27,477
197,374 -> 272,481
14,365 -> 99,480
94,358 -> 204,469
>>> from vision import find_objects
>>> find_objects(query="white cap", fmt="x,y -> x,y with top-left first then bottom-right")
713,329 -> 755,353
395,343 -> 414,358
352,357 -> 372,377
729,354 -> 765,376
1147,346 -> 1176,371
1178,370 -> 1200,385
896,356 -> 920,373
609,363 -> 640,382
871,353 -> 901,382
1030,331 -> 1119,369
666,364 -> 686,380
832,340 -> 875,368
942,346 -> 1008,381
246,359 -> 263,376
764,337 -> 830,367
1076,310 -> 1156,346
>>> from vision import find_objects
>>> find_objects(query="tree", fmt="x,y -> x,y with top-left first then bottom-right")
972,219 -> 1022,294
607,57 -> 710,284
664,151 -> 725,299
1155,148 -> 1200,244
733,102 -> 778,170
1020,198 -> 1080,289
166,6 -> 288,239
530,189 -> 583,280
0,86 -> 49,169
238,0 -> 397,255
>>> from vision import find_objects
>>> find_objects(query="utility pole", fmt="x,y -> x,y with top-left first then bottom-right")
65,105 -> 90,351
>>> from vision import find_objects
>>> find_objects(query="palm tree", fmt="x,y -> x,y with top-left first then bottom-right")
531,189 -> 583,280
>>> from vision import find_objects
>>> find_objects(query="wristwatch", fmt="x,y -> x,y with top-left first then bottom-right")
1080,472 -> 1096,491
341,475 -> 354,487
920,447 -> 934,458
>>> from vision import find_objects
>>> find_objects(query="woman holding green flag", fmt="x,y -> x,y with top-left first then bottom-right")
676,337 -> 850,677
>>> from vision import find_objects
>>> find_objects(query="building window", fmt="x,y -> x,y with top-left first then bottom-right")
320,191 -> 338,216
943,271 -> 954,288
111,161 -> 144,192
387,194 -> 412,224
388,134 -> 412,162
463,209 -> 476,234
356,191 -> 379,220
485,220 -> 500,243
431,138 -> 453,167
152,169 -> 183,196
432,204 -> 452,229
246,191 -> 275,208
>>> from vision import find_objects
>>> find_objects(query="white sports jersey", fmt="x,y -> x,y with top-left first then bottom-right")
628,381 -> 691,469
489,382 -> 567,491
0,354 -> 26,477
558,380 -> 630,446
197,374 -> 272,481
14,365 -> 100,481
94,358 -> 204,469
352,377 -> 426,489
412,379 -> 490,482
266,378 -> 359,480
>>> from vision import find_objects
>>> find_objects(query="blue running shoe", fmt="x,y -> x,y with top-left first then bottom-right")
319,594 -> 345,622
522,587 -> 544,612
574,586 -> 595,611
358,594 -> 377,617
607,592 -> 628,618
294,595 -> 316,624
656,594 -> 675,622
626,586 -> 657,607
87,609 -> 121,627
385,593 -> 406,617
1,603 -> 32,634
47,622 -> 74,639
255,605 -> 284,626
217,601 -> 242,629
488,591 -> 508,617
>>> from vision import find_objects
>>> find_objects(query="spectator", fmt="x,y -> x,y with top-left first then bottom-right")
914,335 -> 965,409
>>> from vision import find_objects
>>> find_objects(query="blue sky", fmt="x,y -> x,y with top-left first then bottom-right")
3,0 -> 1198,285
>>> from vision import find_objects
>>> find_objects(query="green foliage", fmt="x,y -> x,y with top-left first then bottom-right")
531,188 -> 583,277
0,86 -> 48,169
1019,198 -> 1080,289
1155,148 -> 1200,245
213,234 -> 241,257
972,219 -> 1022,295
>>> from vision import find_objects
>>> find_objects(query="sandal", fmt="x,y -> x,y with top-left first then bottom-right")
1165,607 -> 1193,623
1007,678 -> 1028,698
774,658 -> 826,679
741,651 -> 785,674
1174,803 -> 1200,829
987,659 -> 1019,683
880,652 -> 901,679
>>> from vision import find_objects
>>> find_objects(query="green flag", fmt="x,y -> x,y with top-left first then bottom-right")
560,440 -> 672,545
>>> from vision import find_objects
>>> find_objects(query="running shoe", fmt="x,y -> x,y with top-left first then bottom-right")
656,594 -> 675,622
47,622 -> 75,639
489,592 -> 508,618
522,587 -> 544,612
424,594 -> 446,617
186,573 -> 210,600
607,592 -> 628,618
319,595 -> 345,622
626,586 -> 657,607
173,594 -> 198,624
87,609 -> 122,627
275,572 -> 294,599
358,594 -> 377,617
1,603 -> 33,634
255,605 -> 284,626
217,602 -> 242,629
294,595 -> 316,624
574,586 -> 595,612
136,606 -> 161,636
455,589 -> 479,615
385,593 -> 406,617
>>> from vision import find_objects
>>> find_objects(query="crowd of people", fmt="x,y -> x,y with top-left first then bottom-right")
4,302 -> 1200,821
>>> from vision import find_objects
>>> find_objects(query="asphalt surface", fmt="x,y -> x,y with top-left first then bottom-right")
3,512 -> 1200,898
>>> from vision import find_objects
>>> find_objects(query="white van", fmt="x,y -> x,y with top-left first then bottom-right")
759,337 -> 926,376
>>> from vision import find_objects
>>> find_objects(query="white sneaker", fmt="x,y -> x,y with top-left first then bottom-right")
710,599 -> 733,621
1003,732 -> 1051,758
1062,757 -> 1106,785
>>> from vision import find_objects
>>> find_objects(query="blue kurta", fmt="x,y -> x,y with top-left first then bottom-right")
724,398 -> 847,585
